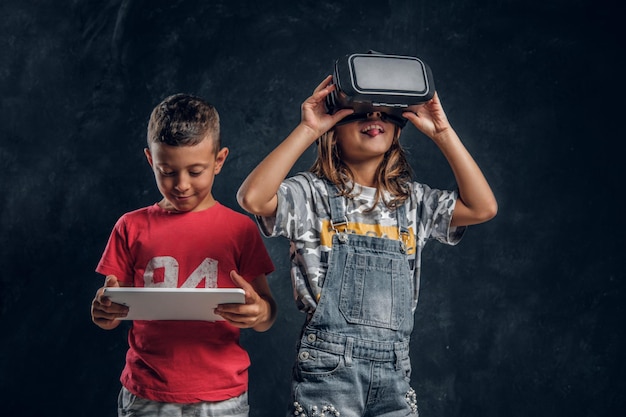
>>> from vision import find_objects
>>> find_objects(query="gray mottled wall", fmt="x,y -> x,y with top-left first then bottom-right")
1,1 -> 623,416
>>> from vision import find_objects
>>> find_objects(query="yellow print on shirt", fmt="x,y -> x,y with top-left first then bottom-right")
320,219 -> 416,255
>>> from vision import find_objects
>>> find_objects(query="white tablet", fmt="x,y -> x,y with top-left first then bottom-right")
102,287 -> 245,321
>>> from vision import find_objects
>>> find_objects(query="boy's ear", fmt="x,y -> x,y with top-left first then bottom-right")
214,147 -> 229,174
144,148 -> 154,167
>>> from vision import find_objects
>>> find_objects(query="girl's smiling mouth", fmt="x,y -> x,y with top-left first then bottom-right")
361,123 -> 385,137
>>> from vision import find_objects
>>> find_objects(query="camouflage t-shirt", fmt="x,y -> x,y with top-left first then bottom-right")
257,172 -> 465,313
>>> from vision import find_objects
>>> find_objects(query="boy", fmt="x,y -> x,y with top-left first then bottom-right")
91,93 -> 276,417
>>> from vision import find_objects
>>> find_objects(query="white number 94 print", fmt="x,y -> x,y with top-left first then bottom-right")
143,257 -> 218,288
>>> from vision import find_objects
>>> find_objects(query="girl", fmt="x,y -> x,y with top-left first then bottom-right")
238,75 -> 497,416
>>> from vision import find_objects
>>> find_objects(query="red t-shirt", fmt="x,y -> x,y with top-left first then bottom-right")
96,203 -> 274,403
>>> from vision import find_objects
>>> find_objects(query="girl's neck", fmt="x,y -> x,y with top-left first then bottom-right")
345,160 -> 380,187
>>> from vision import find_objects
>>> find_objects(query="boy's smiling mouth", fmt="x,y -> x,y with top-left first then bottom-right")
361,123 -> 385,137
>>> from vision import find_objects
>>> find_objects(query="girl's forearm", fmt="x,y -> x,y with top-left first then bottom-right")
433,129 -> 498,225
237,124 -> 319,217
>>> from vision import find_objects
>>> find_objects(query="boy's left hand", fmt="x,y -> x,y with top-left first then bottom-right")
214,271 -> 273,330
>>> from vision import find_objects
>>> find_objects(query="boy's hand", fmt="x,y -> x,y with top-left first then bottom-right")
215,271 -> 275,331
403,92 -> 452,139
91,275 -> 129,330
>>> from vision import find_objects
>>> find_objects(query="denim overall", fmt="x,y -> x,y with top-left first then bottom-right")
290,182 -> 418,417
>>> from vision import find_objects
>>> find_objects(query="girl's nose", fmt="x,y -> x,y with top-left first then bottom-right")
367,111 -> 382,119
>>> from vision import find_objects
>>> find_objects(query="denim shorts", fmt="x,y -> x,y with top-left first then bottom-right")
117,386 -> 249,417
290,330 -> 418,417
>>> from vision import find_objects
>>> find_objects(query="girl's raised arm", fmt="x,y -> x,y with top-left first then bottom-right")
403,93 -> 498,227
237,76 -> 352,217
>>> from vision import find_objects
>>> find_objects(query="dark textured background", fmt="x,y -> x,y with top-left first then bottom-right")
1,1 -> 623,416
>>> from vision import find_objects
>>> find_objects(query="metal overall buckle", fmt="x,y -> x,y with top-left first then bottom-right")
330,216 -> 350,243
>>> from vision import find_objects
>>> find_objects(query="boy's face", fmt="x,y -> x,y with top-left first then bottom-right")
145,137 -> 228,212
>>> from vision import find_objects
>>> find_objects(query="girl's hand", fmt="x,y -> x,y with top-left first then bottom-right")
402,92 -> 452,139
300,75 -> 353,138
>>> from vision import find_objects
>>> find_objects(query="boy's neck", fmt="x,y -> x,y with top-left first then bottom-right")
157,197 -> 217,213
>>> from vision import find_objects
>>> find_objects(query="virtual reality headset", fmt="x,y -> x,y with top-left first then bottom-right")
326,52 -> 435,128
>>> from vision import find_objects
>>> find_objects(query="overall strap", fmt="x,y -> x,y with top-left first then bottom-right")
396,202 -> 408,234
324,179 -> 348,232
396,202 -> 410,254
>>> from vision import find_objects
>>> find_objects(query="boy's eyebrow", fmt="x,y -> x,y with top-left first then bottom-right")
155,162 -> 210,169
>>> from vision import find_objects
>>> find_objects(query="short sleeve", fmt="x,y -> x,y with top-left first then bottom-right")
411,183 -> 466,247
237,216 -> 275,282
256,173 -> 326,241
95,215 -> 135,284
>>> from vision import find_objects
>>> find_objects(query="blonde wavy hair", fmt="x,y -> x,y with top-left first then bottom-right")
310,126 -> 413,210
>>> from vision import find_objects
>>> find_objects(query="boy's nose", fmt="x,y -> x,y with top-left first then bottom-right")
366,111 -> 382,119
174,174 -> 191,191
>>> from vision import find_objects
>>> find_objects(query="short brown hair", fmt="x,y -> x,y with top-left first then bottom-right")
147,93 -> 220,151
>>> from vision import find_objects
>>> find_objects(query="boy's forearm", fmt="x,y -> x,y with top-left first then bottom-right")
238,124 -> 319,216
